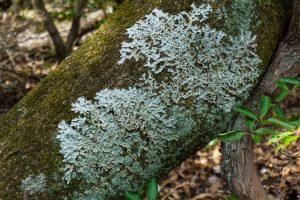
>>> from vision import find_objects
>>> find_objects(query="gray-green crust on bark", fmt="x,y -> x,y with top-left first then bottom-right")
0,0 -> 291,199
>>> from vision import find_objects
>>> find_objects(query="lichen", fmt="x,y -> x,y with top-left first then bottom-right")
56,3 -> 261,198
225,0 -> 255,34
119,3 -> 261,113
21,173 -> 47,195
57,88 -> 196,198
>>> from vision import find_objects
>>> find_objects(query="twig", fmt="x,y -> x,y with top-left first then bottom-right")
280,149 -> 300,158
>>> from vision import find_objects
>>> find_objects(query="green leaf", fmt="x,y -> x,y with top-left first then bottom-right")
252,134 -> 261,143
245,117 -> 255,131
293,83 -> 300,90
125,192 -> 142,200
218,130 -> 245,142
281,135 -> 299,147
265,118 -> 295,131
275,89 -> 289,102
272,104 -> 284,117
289,117 -> 300,127
235,106 -> 257,120
267,131 -> 294,144
205,139 -> 218,149
276,80 -> 288,90
146,178 -> 158,200
226,194 -> 238,200
274,144 -> 285,153
255,128 -> 275,136
259,95 -> 271,118
277,77 -> 300,85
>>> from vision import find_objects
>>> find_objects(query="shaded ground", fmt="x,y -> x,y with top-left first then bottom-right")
158,140 -> 300,200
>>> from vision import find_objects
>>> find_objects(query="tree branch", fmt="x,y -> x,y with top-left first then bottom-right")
32,0 -> 68,61
66,0 -> 87,53
222,0 -> 300,199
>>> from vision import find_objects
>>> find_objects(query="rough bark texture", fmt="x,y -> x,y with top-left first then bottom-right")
0,0 -> 291,199
222,0 -> 300,199
222,123 -> 267,200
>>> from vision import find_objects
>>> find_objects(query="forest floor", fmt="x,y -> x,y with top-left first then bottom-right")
158,138 -> 300,200
158,93 -> 300,200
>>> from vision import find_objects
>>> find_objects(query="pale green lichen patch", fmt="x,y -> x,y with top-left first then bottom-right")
119,4 -> 261,114
21,173 -> 47,195
57,4 -> 262,198
225,0 -> 255,34
58,88 -> 196,198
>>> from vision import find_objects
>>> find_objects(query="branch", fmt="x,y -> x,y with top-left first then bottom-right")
66,0 -> 87,53
253,1 -> 300,97
222,1 -> 300,199
32,0 -> 68,61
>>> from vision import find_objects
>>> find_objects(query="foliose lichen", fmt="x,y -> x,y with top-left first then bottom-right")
57,88 -> 196,198
119,3 -> 260,113
225,0 -> 255,34
21,173 -> 47,195
56,3 -> 261,198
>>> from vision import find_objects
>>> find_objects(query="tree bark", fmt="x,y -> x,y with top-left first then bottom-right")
0,0 -> 291,199
222,0 -> 300,199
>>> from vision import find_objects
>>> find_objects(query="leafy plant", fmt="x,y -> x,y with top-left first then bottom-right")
226,194 -> 238,200
125,178 -> 158,200
217,77 -> 300,153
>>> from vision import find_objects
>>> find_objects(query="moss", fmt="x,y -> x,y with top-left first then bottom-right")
0,0 -> 292,199
254,0 -> 292,69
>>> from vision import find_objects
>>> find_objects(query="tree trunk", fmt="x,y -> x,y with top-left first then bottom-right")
222,0 -> 300,199
0,0 -> 291,199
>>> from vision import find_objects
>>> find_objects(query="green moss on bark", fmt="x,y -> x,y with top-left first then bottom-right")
255,0 -> 292,68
